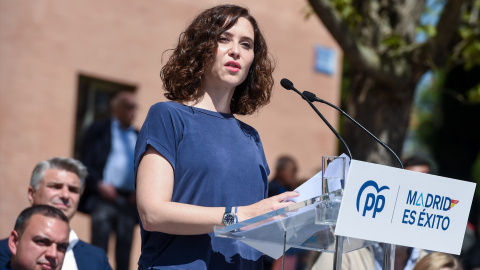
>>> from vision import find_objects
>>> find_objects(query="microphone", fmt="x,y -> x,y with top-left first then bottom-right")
280,78 -> 352,161
301,88 -> 400,270
280,78 -> 294,90
302,90 -> 404,169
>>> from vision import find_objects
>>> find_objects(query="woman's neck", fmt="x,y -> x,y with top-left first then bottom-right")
186,85 -> 235,114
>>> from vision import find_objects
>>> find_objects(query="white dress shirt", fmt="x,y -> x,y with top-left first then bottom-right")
62,230 -> 79,270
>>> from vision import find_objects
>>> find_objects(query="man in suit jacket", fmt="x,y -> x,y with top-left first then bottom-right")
79,91 -> 138,270
0,157 -> 112,270
3,205 -> 70,270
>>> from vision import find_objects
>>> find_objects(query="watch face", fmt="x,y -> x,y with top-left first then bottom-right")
223,212 -> 236,226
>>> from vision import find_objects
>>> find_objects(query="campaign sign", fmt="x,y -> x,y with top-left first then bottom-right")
335,160 -> 476,255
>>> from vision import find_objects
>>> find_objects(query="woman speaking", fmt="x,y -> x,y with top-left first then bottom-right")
135,5 -> 298,269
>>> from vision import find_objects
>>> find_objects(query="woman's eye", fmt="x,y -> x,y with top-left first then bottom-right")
241,42 -> 252,49
218,36 -> 229,42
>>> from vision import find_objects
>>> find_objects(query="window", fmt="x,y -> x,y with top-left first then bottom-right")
73,74 -> 136,158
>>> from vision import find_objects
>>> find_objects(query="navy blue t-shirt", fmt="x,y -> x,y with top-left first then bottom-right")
134,102 -> 269,269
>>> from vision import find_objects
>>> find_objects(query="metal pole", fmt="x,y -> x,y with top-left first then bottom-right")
282,230 -> 287,270
382,243 -> 395,270
332,235 -> 343,270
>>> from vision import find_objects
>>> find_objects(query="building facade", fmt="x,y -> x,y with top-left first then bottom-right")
0,0 -> 342,268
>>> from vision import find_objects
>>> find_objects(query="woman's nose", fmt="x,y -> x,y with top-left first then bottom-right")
228,44 -> 240,58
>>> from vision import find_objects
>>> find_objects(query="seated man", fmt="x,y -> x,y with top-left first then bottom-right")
3,205 -> 70,270
0,157 -> 111,270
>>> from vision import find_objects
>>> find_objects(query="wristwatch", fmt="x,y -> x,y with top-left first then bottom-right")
222,206 -> 237,226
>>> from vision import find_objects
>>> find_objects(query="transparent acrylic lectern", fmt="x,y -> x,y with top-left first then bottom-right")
214,194 -> 376,270
214,155 -> 395,270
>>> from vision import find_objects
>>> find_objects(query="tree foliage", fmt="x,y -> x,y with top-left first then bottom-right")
307,0 -> 480,165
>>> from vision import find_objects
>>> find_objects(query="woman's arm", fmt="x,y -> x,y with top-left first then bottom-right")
136,146 -> 298,235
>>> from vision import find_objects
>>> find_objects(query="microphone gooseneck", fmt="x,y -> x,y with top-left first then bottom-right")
281,78 -> 353,161
302,90 -> 404,169
301,88 -> 399,269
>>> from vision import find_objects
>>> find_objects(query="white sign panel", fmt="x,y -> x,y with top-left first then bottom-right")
335,160 -> 476,255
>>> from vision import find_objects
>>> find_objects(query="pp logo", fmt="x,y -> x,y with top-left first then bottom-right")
356,180 -> 390,218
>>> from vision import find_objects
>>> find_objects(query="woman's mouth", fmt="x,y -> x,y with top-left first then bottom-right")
225,61 -> 241,72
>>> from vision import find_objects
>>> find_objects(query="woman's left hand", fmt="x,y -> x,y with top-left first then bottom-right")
236,191 -> 299,222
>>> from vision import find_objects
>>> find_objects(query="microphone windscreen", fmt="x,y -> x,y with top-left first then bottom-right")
280,78 -> 294,90
302,91 -> 317,102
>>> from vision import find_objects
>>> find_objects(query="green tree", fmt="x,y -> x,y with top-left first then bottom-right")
307,0 -> 480,165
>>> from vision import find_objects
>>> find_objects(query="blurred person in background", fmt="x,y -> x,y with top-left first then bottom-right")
403,157 -> 479,270
403,156 -> 434,174
384,156 -> 433,270
134,4 -> 298,269
79,91 -> 138,270
268,155 -> 299,197
311,247 -> 376,270
3,205 -> 70,270
462,223 -> 480,270
0,157 -> 111,270
412,252 -> 463,270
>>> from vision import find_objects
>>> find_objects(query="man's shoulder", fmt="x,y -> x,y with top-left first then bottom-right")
74,239 -> 107,255
87,119 -> 112,132
73,240 -> 112,270
0,238 -> 7,249
81,119 -> 112,149
0,238 -> 11,270
1,261 -> 12,270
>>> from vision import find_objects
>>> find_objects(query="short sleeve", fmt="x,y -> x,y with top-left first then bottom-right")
134,102 -> 182,176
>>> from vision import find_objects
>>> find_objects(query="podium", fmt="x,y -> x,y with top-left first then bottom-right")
214,195 -> 378,270
215,159 -> 476,270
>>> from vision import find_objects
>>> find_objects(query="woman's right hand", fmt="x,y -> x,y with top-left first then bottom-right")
237,191 -> 299,223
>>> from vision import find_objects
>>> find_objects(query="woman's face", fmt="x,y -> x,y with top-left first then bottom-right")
202,17 -> 255,92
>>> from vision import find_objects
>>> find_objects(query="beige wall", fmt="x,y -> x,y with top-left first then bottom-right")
0,0 -> 342,269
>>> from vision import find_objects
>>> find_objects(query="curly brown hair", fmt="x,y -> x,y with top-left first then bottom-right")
160,4 -> 275,115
